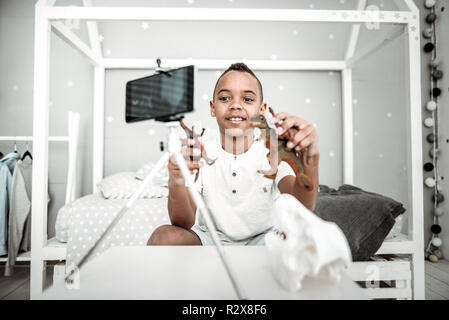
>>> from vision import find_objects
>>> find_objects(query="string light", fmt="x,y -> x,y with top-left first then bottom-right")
423,0 -> 444,263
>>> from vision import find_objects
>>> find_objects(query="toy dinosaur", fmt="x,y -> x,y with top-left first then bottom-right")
250,107 -> 313,191
179,119 -> 217,181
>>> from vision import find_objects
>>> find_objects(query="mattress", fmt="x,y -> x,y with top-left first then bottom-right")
55,193 -> 170,268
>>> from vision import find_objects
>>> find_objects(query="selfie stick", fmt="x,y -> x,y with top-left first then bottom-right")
64,122 -> 247,300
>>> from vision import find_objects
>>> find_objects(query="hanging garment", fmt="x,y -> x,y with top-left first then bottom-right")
5,157 -> 50,276
18,158 -> 32,253
5,158 -> 31,275
0,152 -> 20,256
20,214 -> 31,253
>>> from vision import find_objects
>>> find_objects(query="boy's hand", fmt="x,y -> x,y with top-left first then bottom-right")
167,138 -> 204,187
270,111 -> 320,161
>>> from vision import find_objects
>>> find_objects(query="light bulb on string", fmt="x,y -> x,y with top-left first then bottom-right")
430,58 -> 440,67
429,148 -> 439,158
432,88 -> 441,97
424,117 -> 434,127
424,42 -> 435,53
431,224 -> 442,234
425,0 -> 437,9
422,28 -> 433,39
426,13 -> 437,24
433,207 -> 445,217
433,249 -> 443,259
431,237 -> 442,247
426,100 -> 437,111
424,162 -> 434,171
433,192 -> 444,204
425,177 -> 436,188
433,69 -> 444,80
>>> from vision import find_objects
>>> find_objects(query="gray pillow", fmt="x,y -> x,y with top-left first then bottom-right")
314,184 -> 405,261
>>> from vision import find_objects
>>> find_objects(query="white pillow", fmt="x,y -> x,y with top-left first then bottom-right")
385,214 -> 404,240
135,161 -> 169,186
97,172 -> 168,199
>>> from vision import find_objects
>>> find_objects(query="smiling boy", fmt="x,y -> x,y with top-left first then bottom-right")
147,63 -> 320,245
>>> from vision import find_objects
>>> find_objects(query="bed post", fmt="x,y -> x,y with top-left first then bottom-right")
341,69 -> 354,185
30,0 -> 51,299
404,0 -> 425,300
93,66 -> 105,192
66,112 -> 80,204
341,0 -> 364,186
84,0 -> 104,193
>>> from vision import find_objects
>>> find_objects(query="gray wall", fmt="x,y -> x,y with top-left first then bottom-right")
0,0 -> 447,259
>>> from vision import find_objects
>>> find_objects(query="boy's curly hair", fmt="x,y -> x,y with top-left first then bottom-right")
213,62 -> 263,102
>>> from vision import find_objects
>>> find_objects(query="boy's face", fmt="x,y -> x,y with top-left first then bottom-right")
210,70 -> 266,137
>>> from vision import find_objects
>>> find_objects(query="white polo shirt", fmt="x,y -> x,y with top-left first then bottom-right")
193,130 -> 295,242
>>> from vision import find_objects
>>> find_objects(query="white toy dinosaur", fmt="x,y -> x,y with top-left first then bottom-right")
265,194 -> 352,292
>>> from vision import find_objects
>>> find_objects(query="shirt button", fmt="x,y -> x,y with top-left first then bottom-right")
232,190 -> 236,194
232,172 -> 236,177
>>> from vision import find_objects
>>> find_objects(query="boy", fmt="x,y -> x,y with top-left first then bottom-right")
147,63 -> 320,245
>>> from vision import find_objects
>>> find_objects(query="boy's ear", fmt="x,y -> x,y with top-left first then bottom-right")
259,102 -> 267,115
210,100 -> 216,117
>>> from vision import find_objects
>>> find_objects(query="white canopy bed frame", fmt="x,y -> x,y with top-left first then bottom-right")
30,0 -> 424,299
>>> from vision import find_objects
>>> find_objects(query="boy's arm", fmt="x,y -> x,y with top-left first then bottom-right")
278,154 -> 319,211
167,183 -> 197,229
166,144 -> 202,229
271,111 -> 320,212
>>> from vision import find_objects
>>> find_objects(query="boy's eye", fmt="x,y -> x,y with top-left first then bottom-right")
244,97 -> 254,103
219,96 -> 230,102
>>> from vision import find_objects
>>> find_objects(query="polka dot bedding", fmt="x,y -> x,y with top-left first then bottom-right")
55,192 -> 170,268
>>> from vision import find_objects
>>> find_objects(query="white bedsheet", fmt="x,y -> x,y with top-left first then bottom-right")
55,193 -> 170,268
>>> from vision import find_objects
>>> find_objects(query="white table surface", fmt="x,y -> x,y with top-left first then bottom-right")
43,246 -> 367,300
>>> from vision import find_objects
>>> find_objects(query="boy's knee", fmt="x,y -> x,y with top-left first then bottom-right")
147,225 -> 171,245
147,224 -> 186,245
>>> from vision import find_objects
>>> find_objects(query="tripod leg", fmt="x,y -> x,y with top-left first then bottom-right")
65,152 -> 171,284
173,152 -> 247,300
127,152 -> 170,207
